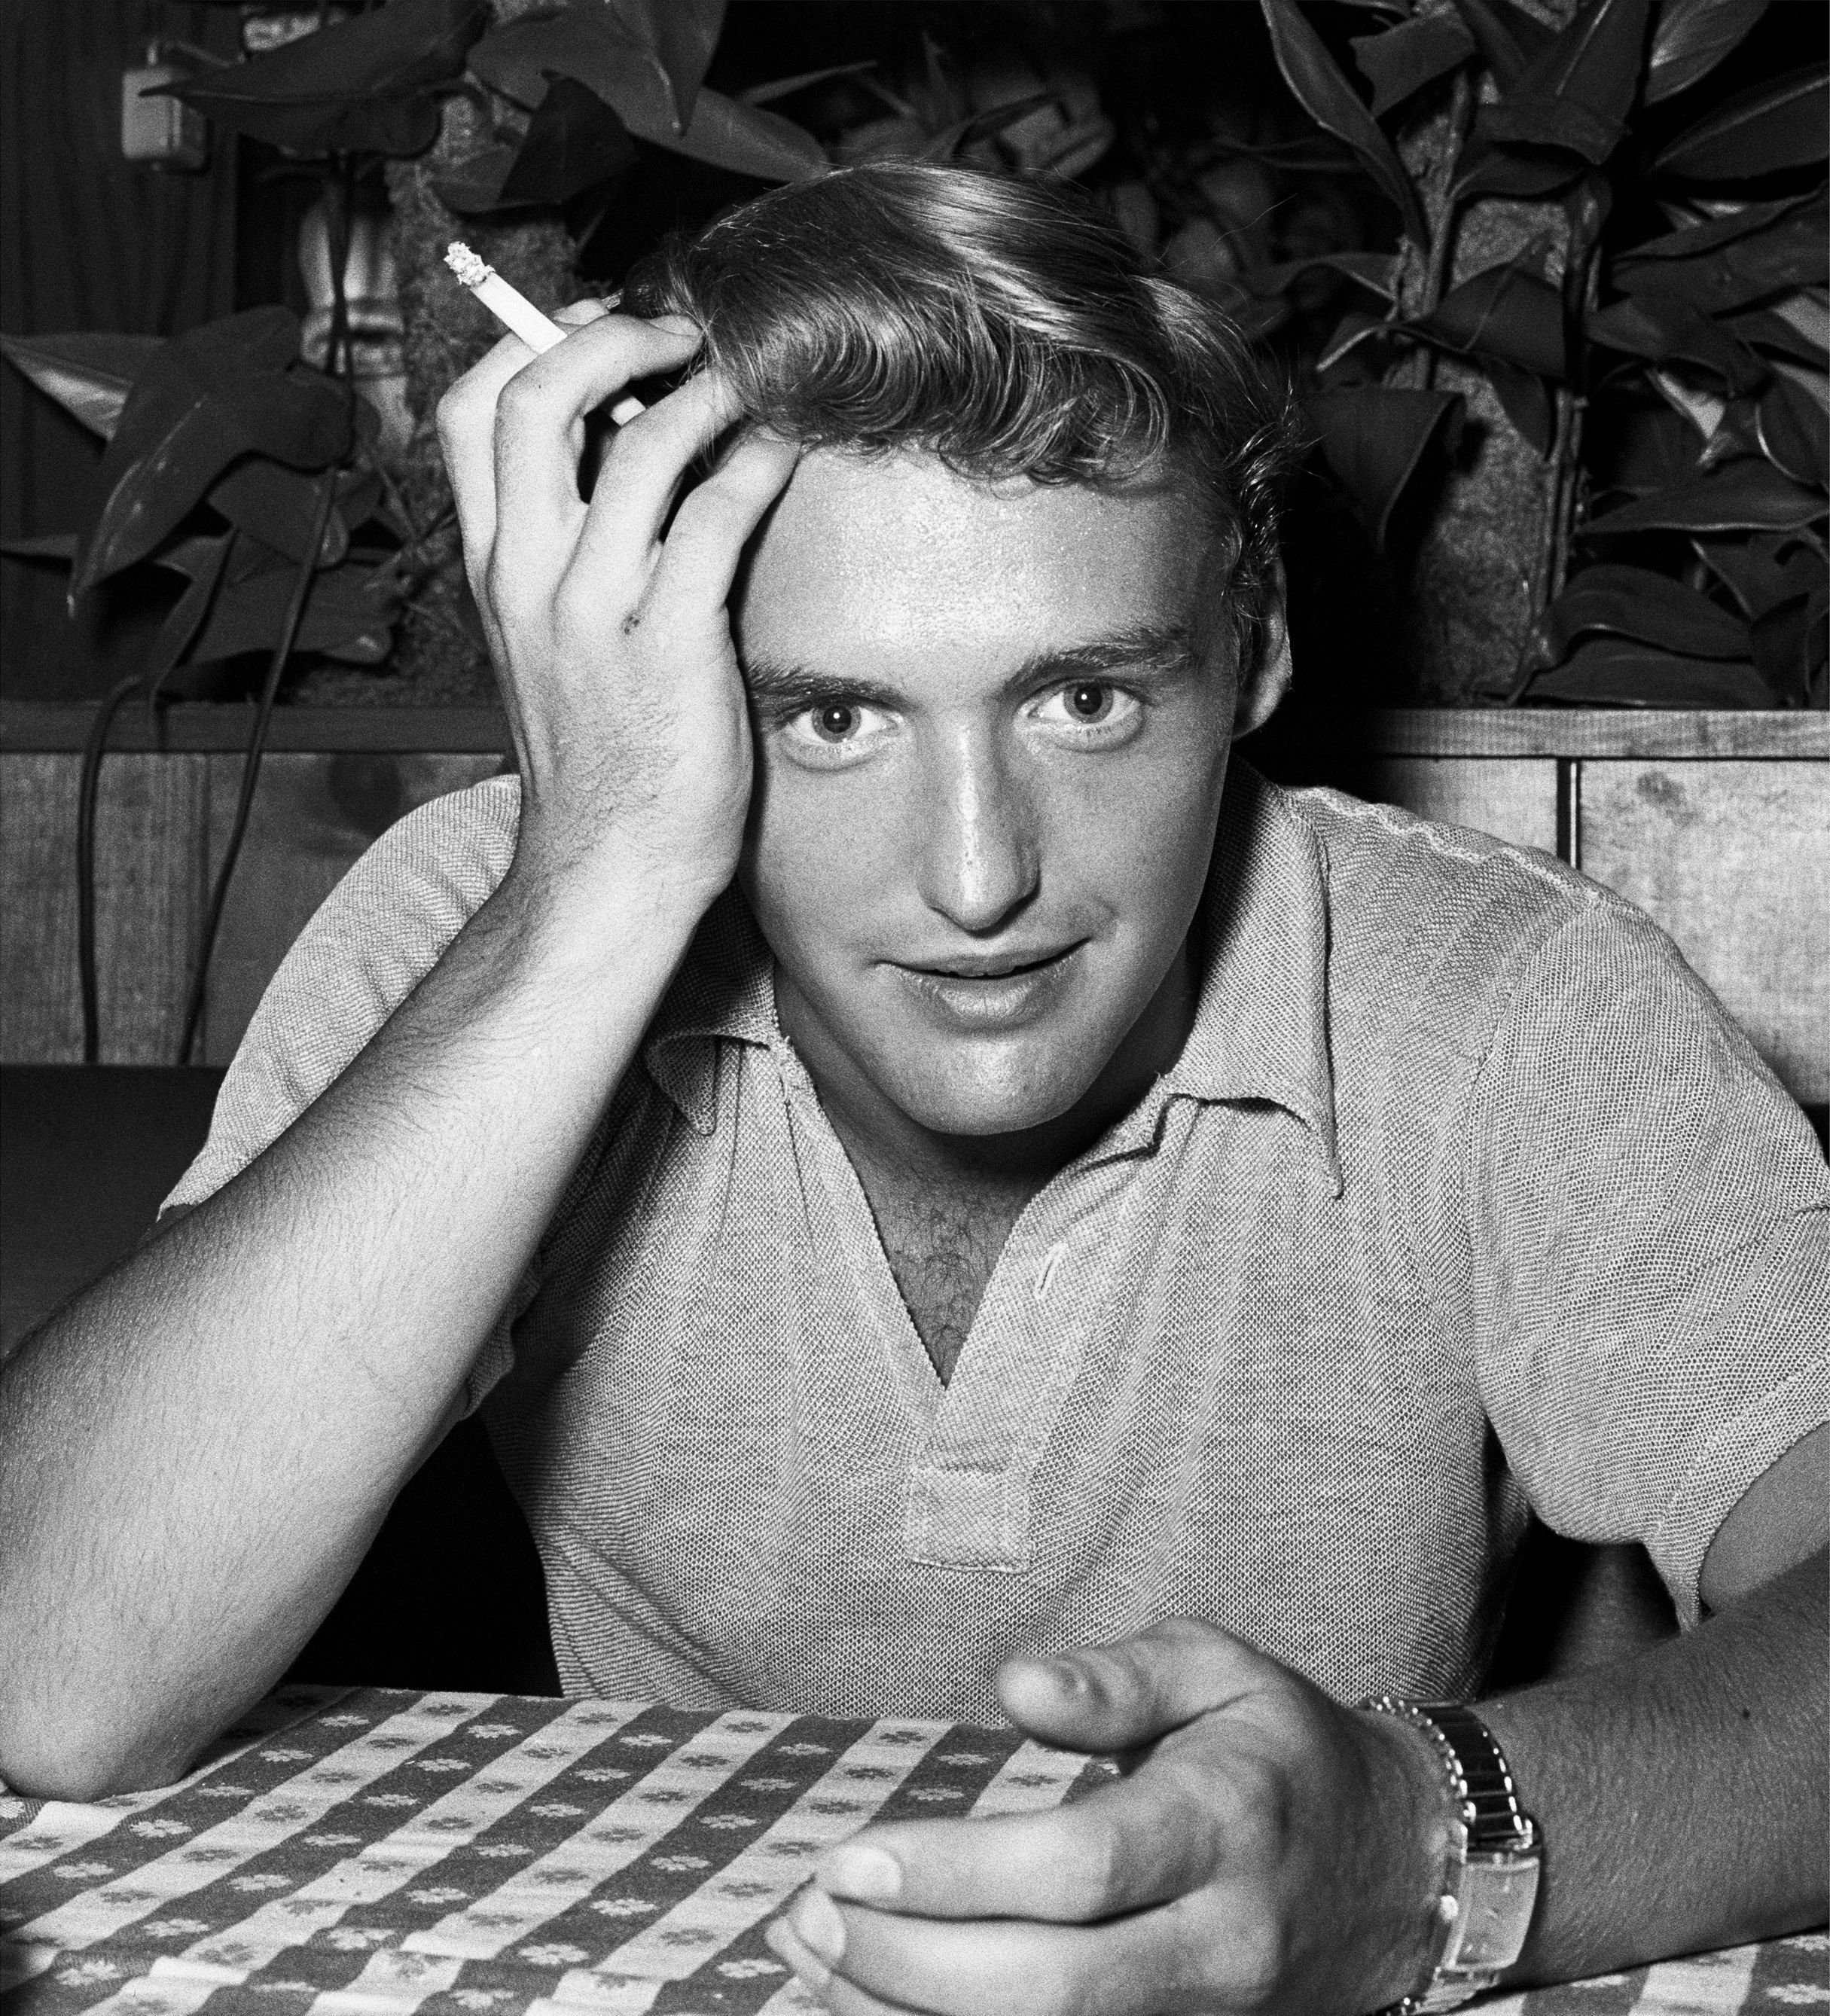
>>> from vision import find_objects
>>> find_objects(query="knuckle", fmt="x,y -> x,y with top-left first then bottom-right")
494,367 -> 551,426
435,382 -> 483,450
1060,1814 -> 1123,1917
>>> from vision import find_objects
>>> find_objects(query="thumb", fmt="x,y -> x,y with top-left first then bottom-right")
996,1617 -> 1270,1754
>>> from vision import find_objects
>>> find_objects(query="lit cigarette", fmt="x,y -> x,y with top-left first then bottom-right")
445,240 -> 644,424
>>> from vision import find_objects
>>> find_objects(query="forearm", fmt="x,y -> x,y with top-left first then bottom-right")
0,862 -> 694,1796
1478,1547 -> 1828,1982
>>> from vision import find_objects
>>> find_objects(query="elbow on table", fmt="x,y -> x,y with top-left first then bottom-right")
0,1688 -> 202,1803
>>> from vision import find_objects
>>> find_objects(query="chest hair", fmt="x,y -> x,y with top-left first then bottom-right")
859,1179 -> 1030,1387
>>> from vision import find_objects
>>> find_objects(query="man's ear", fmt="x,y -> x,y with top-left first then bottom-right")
1233,558 -> 1292,742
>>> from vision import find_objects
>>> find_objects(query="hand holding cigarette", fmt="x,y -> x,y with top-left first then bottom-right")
435,254 -> 798,926
446,240 -> 645,425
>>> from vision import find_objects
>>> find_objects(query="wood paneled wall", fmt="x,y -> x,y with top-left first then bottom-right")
0,752 -> 500,1066
1,724 -> 1824,1103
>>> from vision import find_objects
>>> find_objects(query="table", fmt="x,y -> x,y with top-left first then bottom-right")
2,1686 -> 1822,2015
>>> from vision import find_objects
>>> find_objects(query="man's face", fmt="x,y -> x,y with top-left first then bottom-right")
734,447 -> 1245,1142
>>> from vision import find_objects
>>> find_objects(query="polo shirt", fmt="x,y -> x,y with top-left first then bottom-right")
163,763 -> 1830,1723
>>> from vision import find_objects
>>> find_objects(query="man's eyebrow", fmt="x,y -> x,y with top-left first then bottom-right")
1002,623 -> 1200,688
740,624 -> 1199,708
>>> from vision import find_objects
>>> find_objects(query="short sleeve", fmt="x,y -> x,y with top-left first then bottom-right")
160,773 -> 529,1411
1463,894 -> 1830,1627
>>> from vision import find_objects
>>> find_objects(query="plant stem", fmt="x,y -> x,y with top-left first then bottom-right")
1397,66 -> 1473,392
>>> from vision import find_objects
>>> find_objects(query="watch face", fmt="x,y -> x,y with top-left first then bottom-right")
1441,1856 -> 1543,1975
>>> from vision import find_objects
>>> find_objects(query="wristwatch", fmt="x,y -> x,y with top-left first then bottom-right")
1360,1697 -> 1542,2015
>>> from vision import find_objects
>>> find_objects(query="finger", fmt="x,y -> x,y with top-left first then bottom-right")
570,369 -> 747,581
633,429 -> 801,624
552,297 -> 613,330
489,316 -> 704,586
997,1616 -> 1267,1754
779,1888 -> 1189,2016
436,329 -> 547,585
813,1763 -> 1222,1925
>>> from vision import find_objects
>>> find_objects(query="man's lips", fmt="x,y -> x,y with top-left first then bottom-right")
898,944 -> 1078,980
885,942 -> 1084,1030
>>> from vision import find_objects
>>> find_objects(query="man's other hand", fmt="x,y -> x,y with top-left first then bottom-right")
765,1617 -> 1444,2015
437,305 -> 799,923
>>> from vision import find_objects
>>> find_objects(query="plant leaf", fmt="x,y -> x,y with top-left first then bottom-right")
920,92 -> 1060,164
1449,0 -> 1554,92
1414,257 -> 1568,377
430,144 -> 523,215
603,0 -> 725,134
185,546 -> 401,665
1581,459 -> 1825,534
1656,63 -> 1828,181
1692,530 -> 1822,616
499,76 -> 636,205
1350,13 -> 1474,117
1588,295 -> 1767,394
1644,0 -> 1767,105
676,87 -> 827,181
1509,0 -> 1649,130
1485,359 -> 1557,455
1522,638 -> 1774,706
144,529 -> 236,700
1260,0 -> 1427,248
1615,200 -> 1828,313
470,16 -> 825,181
1620,191 -> 1816,260
1451,133 -> 1586,200
1235,251 -> 1399,298
739,62 -> 877,108
208,456 -> 349,569
75,310 -> 349,594
1726,304 -> 1829,368
1749,582 -> 1827,704
1479,94 -> 1623,163
1757,373 -> 1830,486
163,0 -> 486,154
1303,385 -> 1462,547
0,331 -> 163,441
1526,562 -> 1749,670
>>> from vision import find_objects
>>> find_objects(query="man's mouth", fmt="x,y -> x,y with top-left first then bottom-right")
910,947 -> 1076,980
889,943 -> 1082,1028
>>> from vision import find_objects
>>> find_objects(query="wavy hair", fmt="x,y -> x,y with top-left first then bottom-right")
624,162 -> 1299,667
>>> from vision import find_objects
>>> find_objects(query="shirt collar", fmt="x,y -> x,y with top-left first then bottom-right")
642,762 -> 1339,1185
1161,760 -> 1340,1191
642,889 -> 778,1134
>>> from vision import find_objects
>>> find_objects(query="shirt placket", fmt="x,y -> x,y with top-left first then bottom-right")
902,1124 -> 1186,1572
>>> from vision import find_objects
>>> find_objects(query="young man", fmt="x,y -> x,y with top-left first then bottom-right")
1,166 -> 1824,2015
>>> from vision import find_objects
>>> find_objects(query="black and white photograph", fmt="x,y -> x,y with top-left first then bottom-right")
0,2 -> 1825,2011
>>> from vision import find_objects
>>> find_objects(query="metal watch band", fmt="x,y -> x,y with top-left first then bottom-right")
1362,1697 -> 1542,2016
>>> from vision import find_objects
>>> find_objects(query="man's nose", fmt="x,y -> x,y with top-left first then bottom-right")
913,731 -> 1040,934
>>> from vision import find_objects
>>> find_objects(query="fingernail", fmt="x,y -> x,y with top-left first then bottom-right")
792,1887 -> 846,1967
764,1914 -> 830,1990
821,1843 -> 901,1902
1045,1657 -> 1087,1694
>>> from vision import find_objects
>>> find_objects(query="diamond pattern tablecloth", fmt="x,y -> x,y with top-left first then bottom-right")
2,1685 -> 1822,2016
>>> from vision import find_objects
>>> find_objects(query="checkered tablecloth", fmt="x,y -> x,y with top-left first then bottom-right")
2,1685 -> 1822,2016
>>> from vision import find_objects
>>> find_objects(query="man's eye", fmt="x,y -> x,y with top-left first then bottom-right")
778,697 -> 895,763
811,701 -> 862,743
1030,681 -> 1144,737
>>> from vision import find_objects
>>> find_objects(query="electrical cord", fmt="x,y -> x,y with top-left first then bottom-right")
175,468 -> 340,1065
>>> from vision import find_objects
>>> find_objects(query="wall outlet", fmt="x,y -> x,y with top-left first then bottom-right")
121,63 -> 209,170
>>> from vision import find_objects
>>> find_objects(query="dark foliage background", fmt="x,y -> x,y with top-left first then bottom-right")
3,0 -> 1824,718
